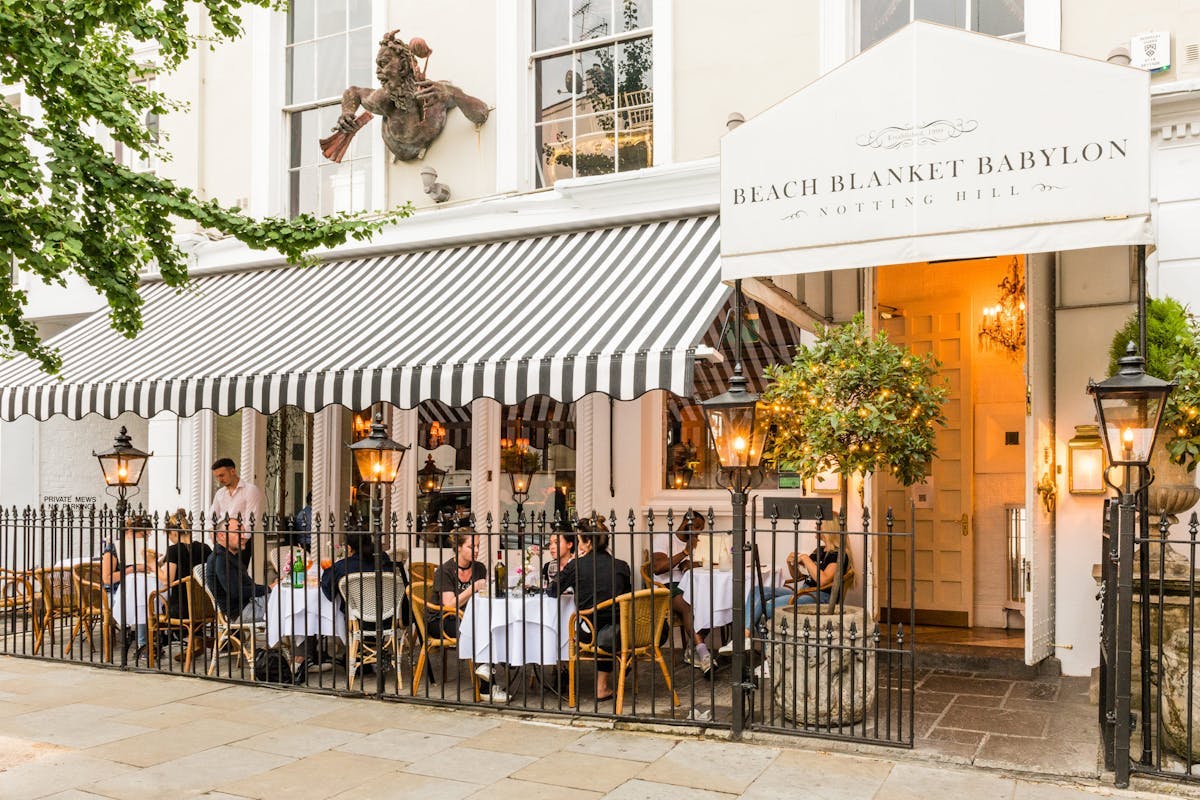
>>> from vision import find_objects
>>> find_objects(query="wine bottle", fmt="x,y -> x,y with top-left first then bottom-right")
494,551 -> 506,597
291,552 -> 306,588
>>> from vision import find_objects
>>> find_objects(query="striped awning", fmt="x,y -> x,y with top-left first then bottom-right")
0,215 -> 725,420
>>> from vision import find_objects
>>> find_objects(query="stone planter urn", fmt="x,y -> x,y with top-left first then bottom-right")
769,604 -> 876,727
1147,442 -> 1200,578
1160,627 -> 1200,760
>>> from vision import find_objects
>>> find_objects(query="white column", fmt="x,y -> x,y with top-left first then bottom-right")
146,412 -> 190,514
576,395 -> 598,519
390,406 -> 419,540
193,409 -> 214,518
472,398 -> 501,532
312,406 -> 343,528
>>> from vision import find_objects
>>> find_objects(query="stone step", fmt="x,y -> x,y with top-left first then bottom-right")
916,642 -> 1061,679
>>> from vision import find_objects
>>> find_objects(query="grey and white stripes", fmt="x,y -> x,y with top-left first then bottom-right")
0,215 -> 725,420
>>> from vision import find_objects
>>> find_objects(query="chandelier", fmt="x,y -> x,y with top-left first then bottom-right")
979,258 -> 1026,355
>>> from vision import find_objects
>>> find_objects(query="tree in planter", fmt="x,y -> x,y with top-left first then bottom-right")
760,314 -> 949,515
1108,297 -> 1200,471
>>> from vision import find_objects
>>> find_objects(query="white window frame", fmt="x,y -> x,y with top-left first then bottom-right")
270,2 -> 386,218
518,0 -> 670,191
820,0 -> 1059,74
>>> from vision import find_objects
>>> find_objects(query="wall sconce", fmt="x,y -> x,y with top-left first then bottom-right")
1067,423 -> 1106,495
428,420 -> 446,449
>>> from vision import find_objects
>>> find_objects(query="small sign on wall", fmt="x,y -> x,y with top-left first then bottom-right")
1130,32 -> 1171,73
911,478 -> 934,509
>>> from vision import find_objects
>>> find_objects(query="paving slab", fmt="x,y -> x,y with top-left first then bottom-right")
599,779 -> 736,799
326,771 -> 478,800
875,762 -> 1017,800
459,720 -> 584,757
84,744 -> 293,799
638,739 -> 780,794
216,749 -> 397,799
565,730 -> 679,763
402,744 -> 537,785
511,751 -> 645,793
0,751 -> 137,800
742,748 -> 893,800
334,727 -> 462,761
469,776 -> 604,799
86,717 -> 269,767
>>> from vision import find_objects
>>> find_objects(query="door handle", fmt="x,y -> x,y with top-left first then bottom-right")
960,513 -> 969,537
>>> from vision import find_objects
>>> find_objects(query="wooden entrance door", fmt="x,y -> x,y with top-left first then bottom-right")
877,271 -> 975,626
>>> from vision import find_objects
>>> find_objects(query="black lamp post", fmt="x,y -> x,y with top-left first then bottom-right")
347,411 -> 409,695
1088,342 -> 1173,787
702,279 -> 766,738
93,426 -> 151,668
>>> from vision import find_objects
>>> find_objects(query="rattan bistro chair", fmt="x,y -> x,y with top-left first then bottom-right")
641,548 -> 685,647
31,566 -> 80,655
147,575 -> 215,672
338,571 -> 407,690
73,562 -> 116,661
409,562 -> 437,584
568,587 -> 678,715
0,568 -> 34,624
407,581 -> 479,700
193,564 -> 265,677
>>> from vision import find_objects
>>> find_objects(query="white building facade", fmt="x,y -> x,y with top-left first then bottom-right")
2,1 -> 1200,679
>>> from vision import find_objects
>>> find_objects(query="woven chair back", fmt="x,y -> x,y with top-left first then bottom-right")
618,587 -> 670,651
410,562 -> 437,584
339,571 -> 405,625
34,567 -> 78,615
0,569 -> 33,611
72,562 -> 109,615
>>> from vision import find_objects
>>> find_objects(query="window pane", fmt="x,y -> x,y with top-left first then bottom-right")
294,166 -> 318,216
350,160 -> 371,212
319,162 -> 349,215
316,34 -> 348,99
617,36 -> 652,104
317,104 -> 341,147
289,109 -> 308,169
536,120 -> 575,186
617,105 -> 652,172
289,0 -> 315,44
573,113 -> 616,178
535,52 -> 575,123
860,0 -> 910,48
288,41 -> 316,105
974,0 -> 1023,36
914,0 -> 964,27
348,27 -> 373,86
619,0 -> 652,31
348,0 -> 372,29
534,0 -> 569,50
578,44 -> 615,115
572,0 -> 613,43
416,401 -> 474,528
316,0 -> 347,37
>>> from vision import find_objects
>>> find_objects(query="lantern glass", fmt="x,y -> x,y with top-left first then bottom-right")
1094,391 -> 1167,467
668,464 -> 694,490
347,413 -> 409,485
508,469 -> 534,499
93,427 -> 151,487
1067,424 -> 1105,494
704,401 -> 766,470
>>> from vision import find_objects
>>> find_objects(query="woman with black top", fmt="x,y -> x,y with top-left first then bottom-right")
428,532 -> 506,703
545,530 -> 632,702
155,511 -> 212,659
541,522 -> 576,584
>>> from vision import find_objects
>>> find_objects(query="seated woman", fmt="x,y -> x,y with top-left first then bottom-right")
721,529 -> 851,654
541,522 -> 576,585
428,532 -> 505,703
101,514 -> 153,657
155,510 -> 212,656
546,530 -> 632,702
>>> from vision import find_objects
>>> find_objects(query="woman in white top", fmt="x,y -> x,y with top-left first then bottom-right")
648,513 -> 711,673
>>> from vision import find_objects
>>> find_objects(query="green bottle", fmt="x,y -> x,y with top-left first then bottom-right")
292,553 -> 306,588
494,551 -> 506,597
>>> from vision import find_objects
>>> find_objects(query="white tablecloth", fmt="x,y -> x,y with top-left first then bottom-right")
678,569 -> 736,630
111,573 -> 161,626
266,580 -> 347,646
458,592 -> 578,666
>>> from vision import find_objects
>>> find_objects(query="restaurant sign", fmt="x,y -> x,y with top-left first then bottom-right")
720,22 -> 1152,279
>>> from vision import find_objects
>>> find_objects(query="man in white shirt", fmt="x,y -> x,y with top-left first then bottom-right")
650,513 -> 711,673
210,458 -> 267,579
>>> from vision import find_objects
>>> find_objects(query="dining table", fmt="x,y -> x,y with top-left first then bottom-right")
266,572 -> 347,647
458,590 -> 578,667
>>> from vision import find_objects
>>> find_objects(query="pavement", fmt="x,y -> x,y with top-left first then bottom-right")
0,656 -> 1192,800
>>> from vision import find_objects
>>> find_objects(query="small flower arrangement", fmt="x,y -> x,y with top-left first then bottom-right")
512,544 -> 541,591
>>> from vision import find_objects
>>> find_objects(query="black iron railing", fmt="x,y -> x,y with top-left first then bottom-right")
0,503 -> 912,745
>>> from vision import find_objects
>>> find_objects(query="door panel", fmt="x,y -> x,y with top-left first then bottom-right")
878,290 -> 974,627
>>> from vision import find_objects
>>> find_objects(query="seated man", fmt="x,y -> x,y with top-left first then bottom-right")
650,513 -> 712,673
319,531 -> 399,602
205,519 -> 270,623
